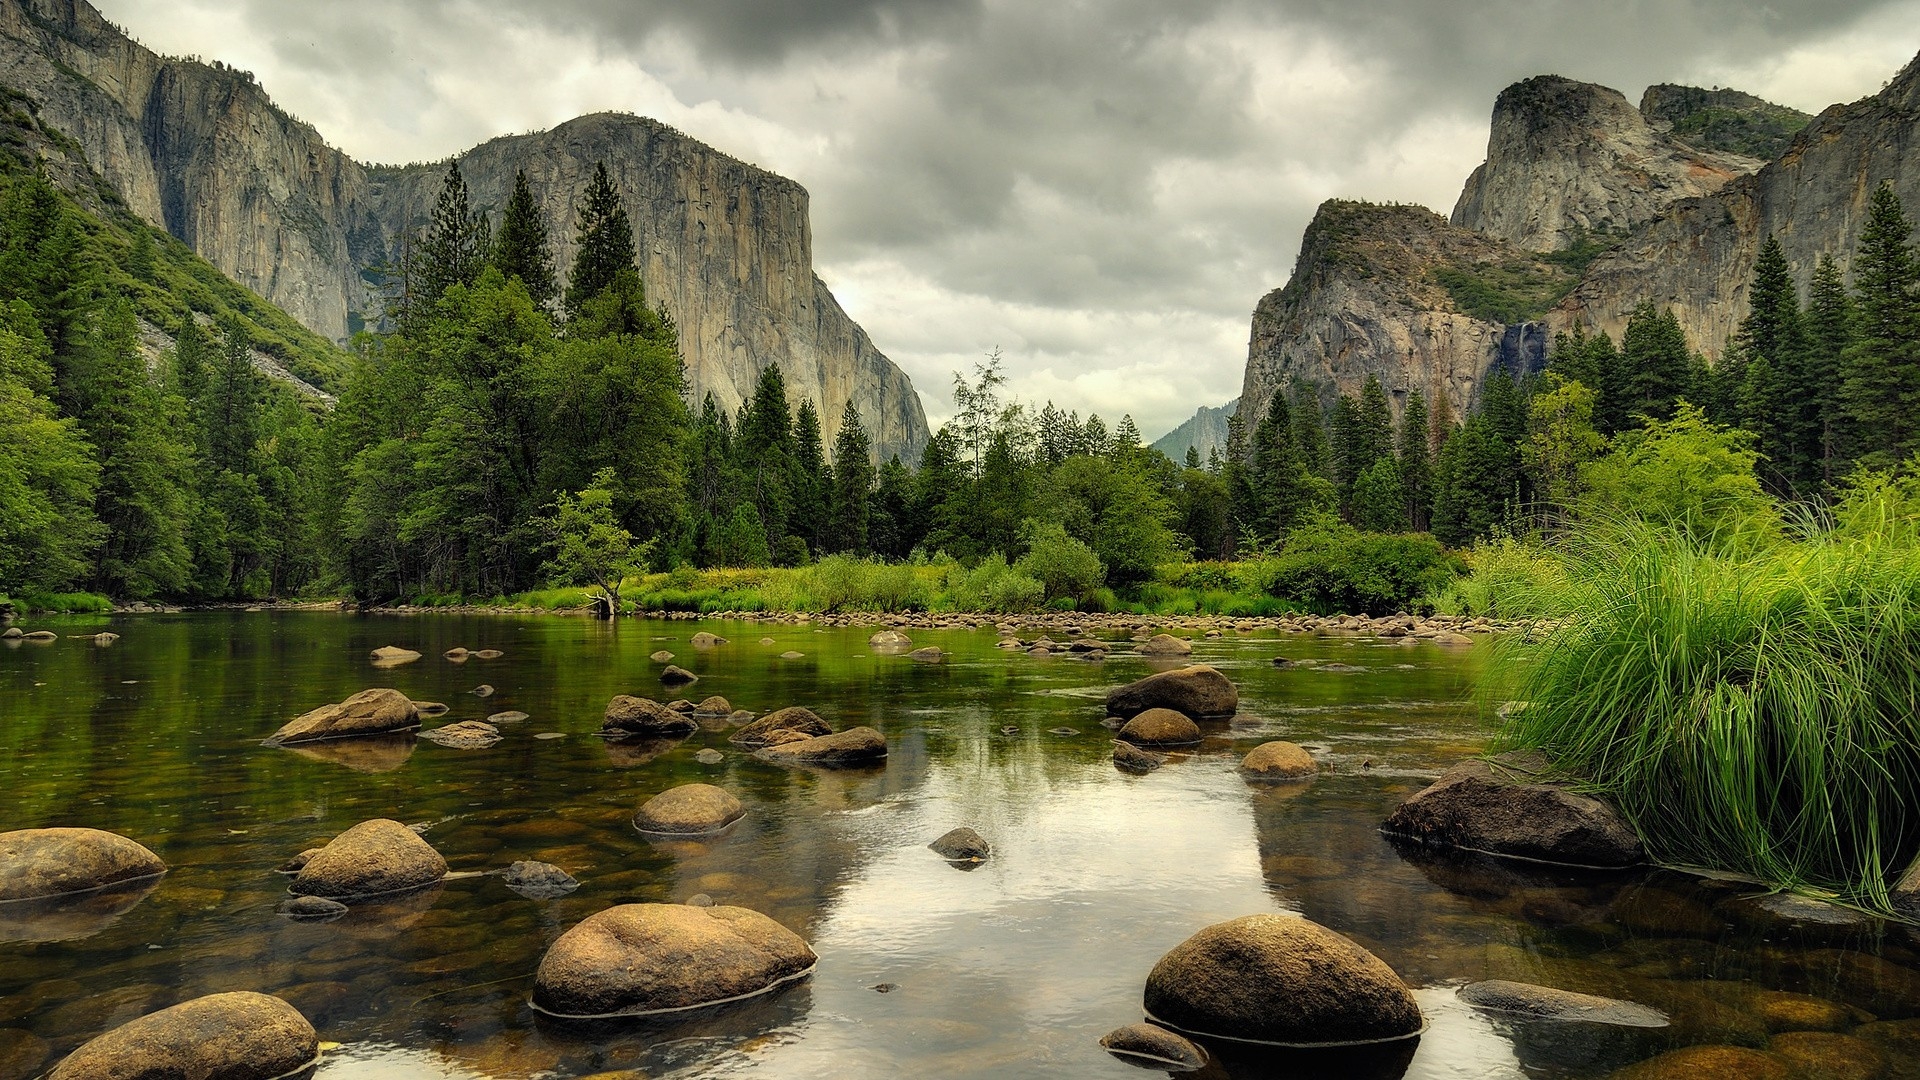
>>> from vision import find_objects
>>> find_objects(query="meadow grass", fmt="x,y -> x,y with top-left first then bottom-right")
1492,513 -> 1920,909
5,591 -> 114,614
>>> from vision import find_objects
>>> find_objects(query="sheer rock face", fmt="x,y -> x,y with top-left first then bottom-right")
1451,75 -> 1761,254
0,0 -> 929,463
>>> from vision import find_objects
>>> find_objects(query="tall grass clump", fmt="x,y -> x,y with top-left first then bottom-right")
798,555 -> 931,612
1428,535 -> 1569,618
1495,502 -> 1920,910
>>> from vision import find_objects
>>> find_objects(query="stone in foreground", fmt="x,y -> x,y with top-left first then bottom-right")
1113,742 -> 1167,772
1381,758 -> 1643,868
694,695 -> 733,716
1136,633 -> 1194,656
532,903 -> 817,1018
1117,709 -> 1202,748
0,828 -> 166,901
1100,1023 -> 1208,1071
48,992 -> 318,1080
929,827 -> 991,862
1143,914 -> 1423,1047
1458,980 -> 1667,1027
756,727 -> 888,767
1240,741 -> 1317,780
288,818 -> 448,901
1608,1045 -> 1798,1080
1107,665 -> 1238,720
268,688 -> 420,745
502,860 -> 580,899
634,784 -> 747,835
603,695 -> 698,737
729,706 -> 833,748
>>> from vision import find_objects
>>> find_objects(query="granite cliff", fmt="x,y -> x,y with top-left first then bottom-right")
1150,398 -> 1238,462
0,0 -> 929,461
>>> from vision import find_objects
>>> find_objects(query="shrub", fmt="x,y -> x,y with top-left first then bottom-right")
1246,516 -> 1462,616
802,555 -> 930,612
943,555 -> 1044,613
1015,521 -> 1105,603
12,590 -> 112,613
1428,536 -> 1568,618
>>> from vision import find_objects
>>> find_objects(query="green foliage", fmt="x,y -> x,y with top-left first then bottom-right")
1244,514 -> 1462,616
6,589 -> 112,613
1493,500 -> 1920,910
1015,519 -> 1105,603
0,300 -> 101,591
1432,258 -> 1577,324
941,554 -> 1045,613
493,170 -> 557,308
1579,403 -> 1778,546
1426,535 -> 1568,618
1840,183 -> 1920,472
538,467 -> 646,612
565,162 -> 638,319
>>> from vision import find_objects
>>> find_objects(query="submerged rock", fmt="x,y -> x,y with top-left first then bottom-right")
1143,914 -> 1424,1047
634,784 -> 746,835
729,706 -> 832,748
694,695 -> 733,716
1608,1045 -> 1798,1080
757,727 -> 888,767
1241,741 -> 1317,780
690,632 -> 727,648
907,646 -> 946,663
288,819 -> 448,901
1117,709 -> 1202,748
660,665 -> 699,686
1106,665 -> 1239,720
1458,980 -> 1667,1027
1113,741 -> 1167,772
532,903 -> 816,1018
929,827 -> 991,862
413,700 -> 450,716
473,649 -> 504,659
781,650 -> 806,659
602,695 -> 697,737
502,860 -> 580,899
487,710 -> 530,724
278,895 -> 349,921
419,721 -> 502,749
0,828 -> 166,901
46,992 -> 318,1080
650,650 -> 675,663
1100,1023 -> 1208,1071
869,629 -> 913,649
268,688 -> 419,745
1136,633 -> 1194,656
369,644 -> 421,666
0,627 -> 20,639
1381,758 -> 1643,868
696,748 -> 725,765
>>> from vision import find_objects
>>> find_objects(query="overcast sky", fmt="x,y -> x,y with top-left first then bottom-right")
95,0 -> 1920,437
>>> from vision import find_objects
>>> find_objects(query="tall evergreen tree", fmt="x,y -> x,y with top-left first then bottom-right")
493,170 -> 557,308
736,363 -> 797,549
1618,304 -> 1693,426
869,454 -> 913,559
1397,390 -> 1432,532
827,402 -> 874,554
1290,381 -> 1328,477
566,162 -> 638,318
0,300 -> 102,592
792,398 -> 829,554
1804,255 -> 1854,479
1249,389 -> 1304,541
412,161 -> 487,322
1735,236 -> 1812,493
1840,182 -> 1920,470
1354,375 -> 1395,476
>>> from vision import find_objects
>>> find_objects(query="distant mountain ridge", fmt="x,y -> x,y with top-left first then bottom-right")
0,0 -> 929,462
1150,398 -> 1238,462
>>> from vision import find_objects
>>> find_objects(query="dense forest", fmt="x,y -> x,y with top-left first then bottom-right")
4,139 -> 1919,612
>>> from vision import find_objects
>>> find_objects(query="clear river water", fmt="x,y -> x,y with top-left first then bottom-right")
4,612 -> 1920,1079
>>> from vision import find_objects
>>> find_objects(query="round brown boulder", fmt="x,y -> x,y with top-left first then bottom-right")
1117,709 -> 1202,747
1100,1023 -> 1208,1071
0,828 -> 166,901
1143,914 -> 1424,1046
47,992 -> 318,1080
1767,1031 -> 1885,1080
694,696 -> 733,716
650,650 -> 675,663
1136,633 -> 1194,656
602,695 -> 697,736
288,819 -> 447,901
268,688 -> 420,745
369,644 -> 422,666
757,727 -> 888,767
418,721 -> 501,749
1241,742 -> 1317,780
690,632 -> 727,648
929,827 -> 991,862
869,629 -> 913,649
729,706 -> 832,748
1381,758 -> 1643,868
660,665 -> 699,687
1106,665 -> 1239,720
634,784 -> 746,835
532,903 -> 817,1018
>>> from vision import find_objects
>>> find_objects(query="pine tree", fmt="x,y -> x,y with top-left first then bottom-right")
411,161 -> 486,323
792,398 -> 828,554
1840,183 -> 1920,470
1355,375 -> 1394,475
1082,414 -> 1110,457
204,318 -> 264,474
1329,393 -> 1362,506
1804,255 -> 1854,480
1290,381 -> 1328,477
735,363 -> 796,552
1735,236 -> 1811,492
1619,304 -> 1693,426
0,300 -> 102,592
827,402 -> 874,553
1351,457 -> 1406,533
1397,390 -> 1432,531
493,170 -> 557,308
869,454 -> 914,559
566,163 -> 638,319
1249,389 -> 1303,541
1112,415 -> 1142,457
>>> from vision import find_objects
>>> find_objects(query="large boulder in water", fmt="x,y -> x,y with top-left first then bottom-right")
288,819 -> 448,901
1107,665 -> 1238,720
634,784 -> 746,835
47,992 -> 318,1080
532,903 -> 817,1018
1381,758 -> 1643,868
602,695 -> 697,737
1143,914 -> 1424,1047
268,688 -> 420,745
1136,633 -> 1194,656
729,706 -> 832,748
757,727 -> 888,767
1241,741 -> 1317,780
1117,709 -> 1202,747
369,644 -> 422,667
0,828 -> 165,901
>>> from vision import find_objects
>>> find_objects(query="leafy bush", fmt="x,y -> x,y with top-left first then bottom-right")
942,555 -> 1044,613
1427,536 -> 1568,618
1015,521 -> 1104,603
802,555 -> 930,612
1246,516 -> 1463,615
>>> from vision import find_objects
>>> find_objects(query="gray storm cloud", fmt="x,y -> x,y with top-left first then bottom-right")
96,0 -> 1919,433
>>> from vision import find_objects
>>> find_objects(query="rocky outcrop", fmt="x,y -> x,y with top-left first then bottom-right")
532,903 -> 816,1018
729,706 -> 832,748
1452,75 -> 1761,253
1150,398 -> 1238,462
268,688 -> 420,745
1107,665 -> 1239,720
47,992 -> 318,1080
0,0 -> 929,461
0,828 -> 164,900
1639,84 -> 1813,162
756,726 -> 888,767
602,695 -> 697,737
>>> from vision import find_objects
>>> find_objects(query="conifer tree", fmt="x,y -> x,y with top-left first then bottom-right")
1329,393 -> 1362,505
1290,381 -> 1328,477
869,454 -> 913,559
827,402 -> 874,553
1397,390 -> 1432,532
1735,236 -> 1811,492
792,398 -> 828,554
566,162 -> 638,318
1351,458 -> 1406,533
412,161 -> 486,323
1803,255 -> 1854,479
735,364 -> 796,552
1355,375 -> 1395,476
1840,183 -> 1920,470
1619,304 -> 1693,426
1249,389 -> 1303,541
493,170 -> 557,308
0,300 -> 102,592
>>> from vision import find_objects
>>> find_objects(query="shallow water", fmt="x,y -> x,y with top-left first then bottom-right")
3,612 -> 1920,1079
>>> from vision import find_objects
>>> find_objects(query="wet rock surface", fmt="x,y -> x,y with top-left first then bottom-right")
633,784 -> 747,835
418,721 -> 502,749
0,828 -> 166,901
46,992 -> 318,1080
1116,709 -> 1202,748
1382,757 -> 1644,868
1113,742 -> 1167,772
268,688 -> 420,745
279,895 -> 349,921
1240,741 -> 1317,780
729,707 -> 832,748
756,727 -> 888,767
289,819 -> 448,901
501,861 -> 579,899
660,665 -> 699,686
1106,665 -> 1239,720
929,828 -> 991,862
1143,914 -> 1424,1047
531,903 -> 817,1018
602,695 -> 697,737
1099,1023 -> 1208,1070
1459,980 -> 1668,1027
